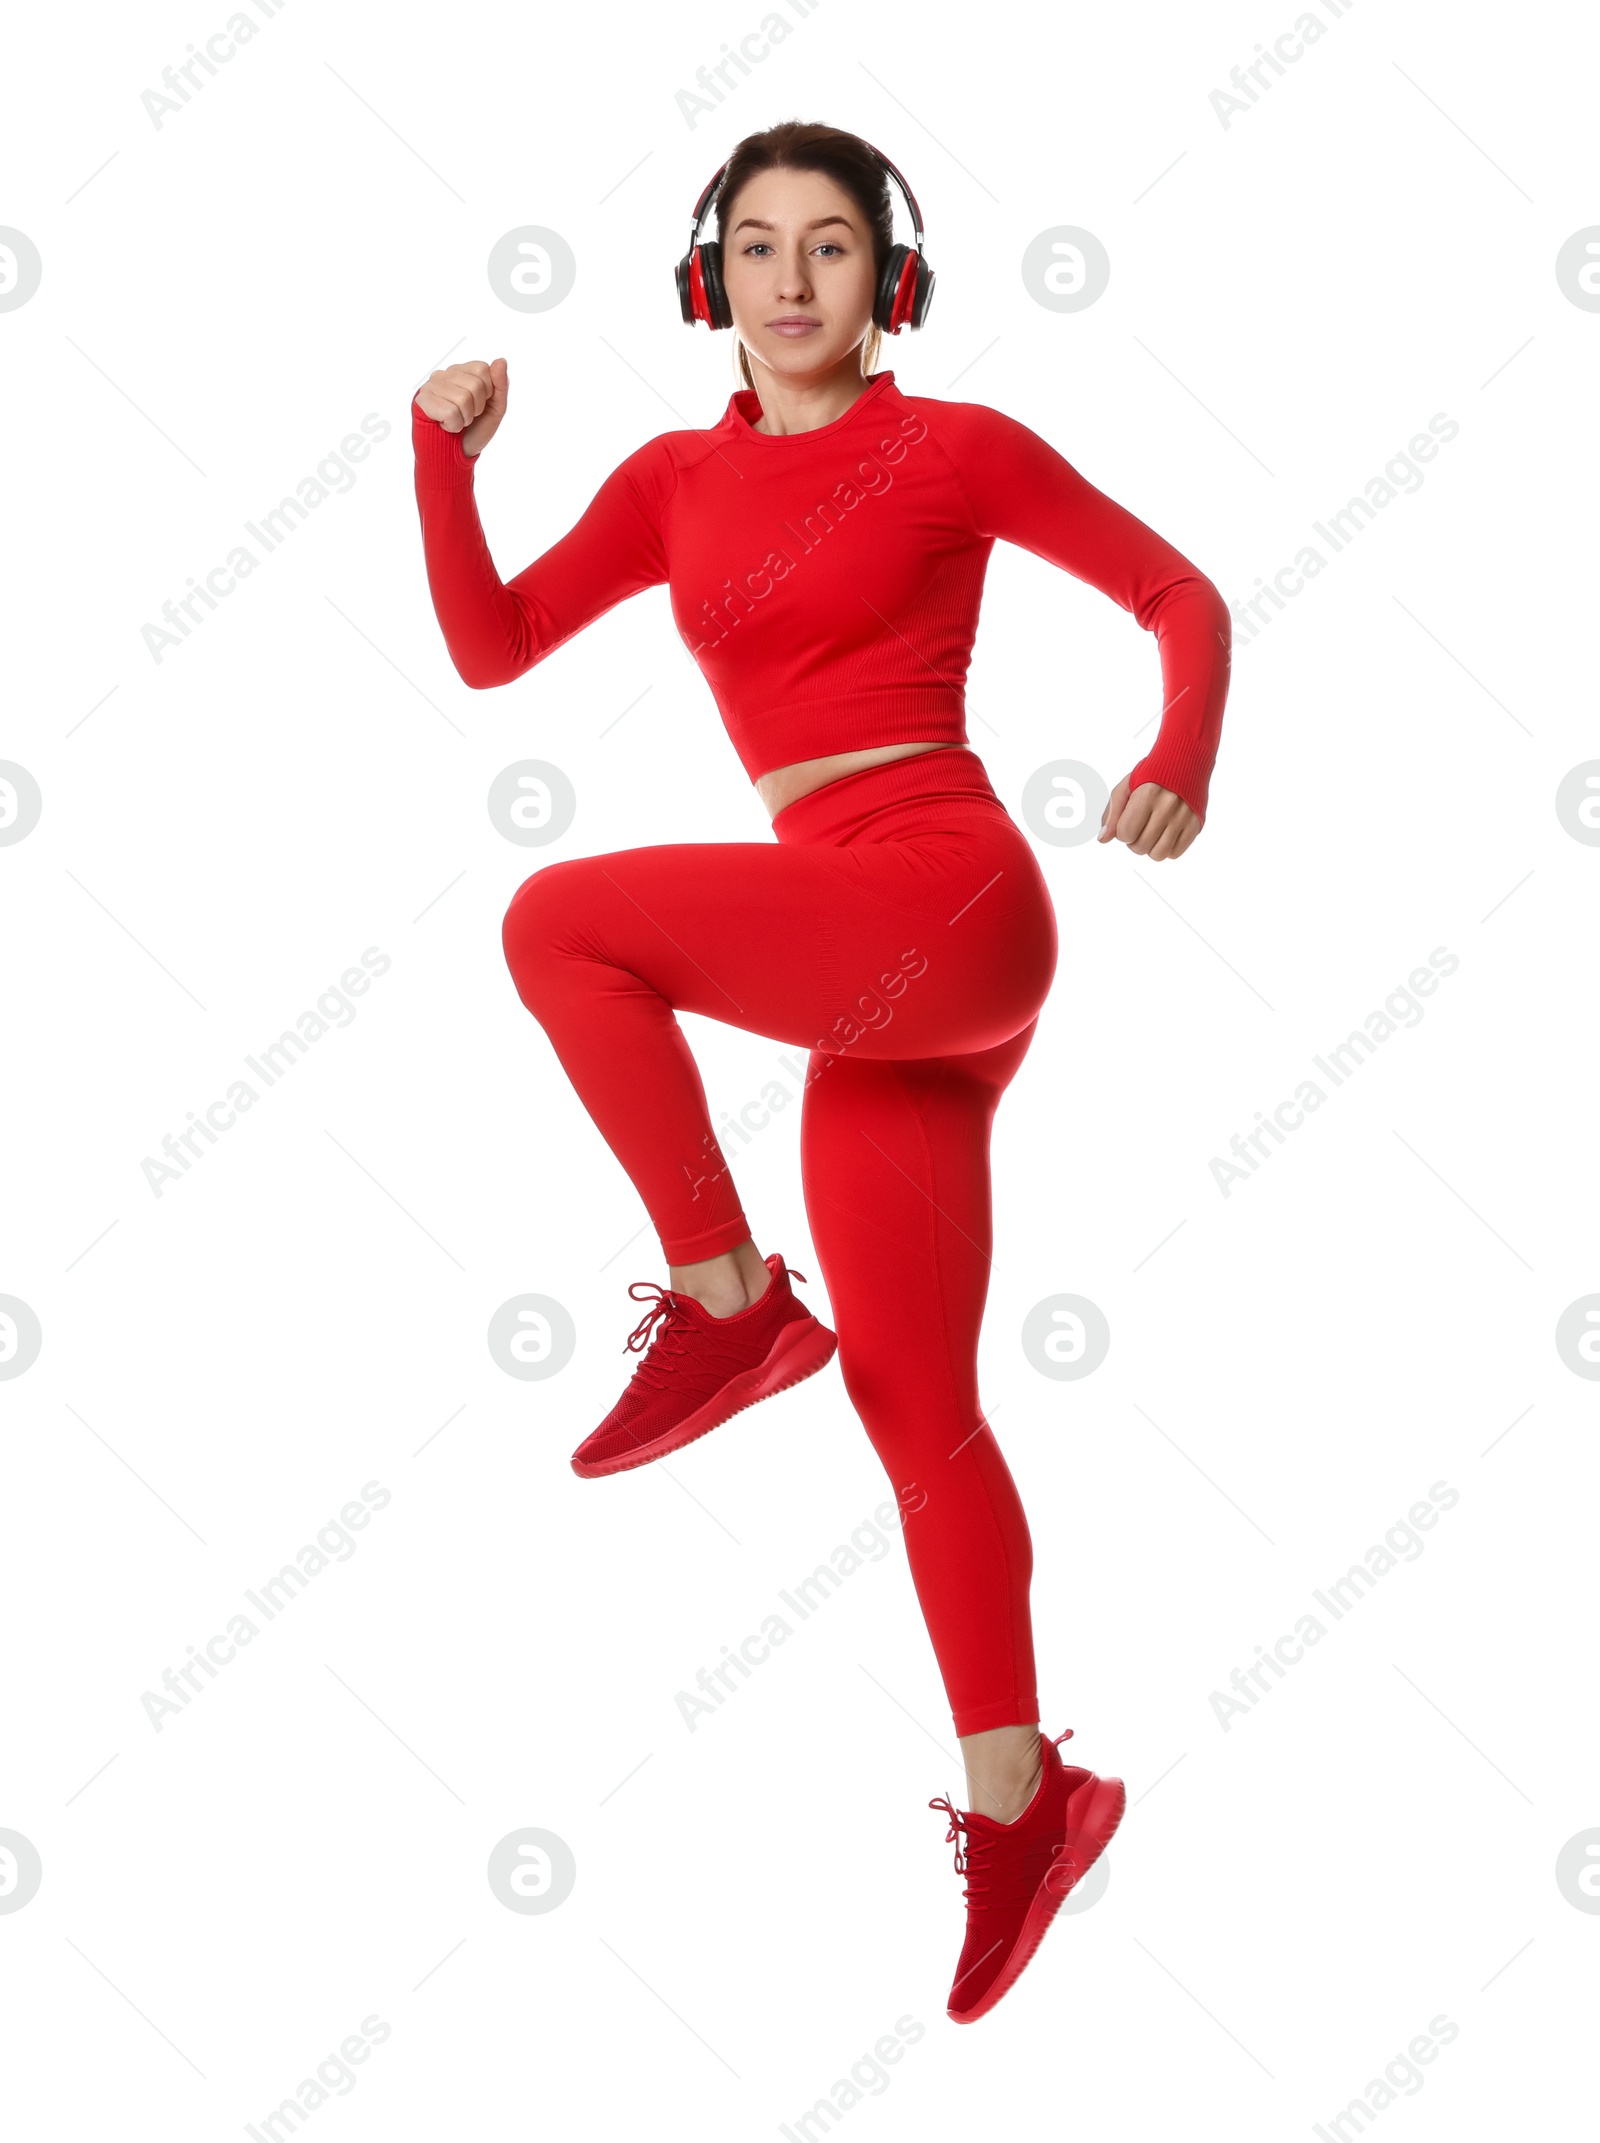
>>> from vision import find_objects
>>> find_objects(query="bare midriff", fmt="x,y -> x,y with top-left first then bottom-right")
755,739 -> 961,820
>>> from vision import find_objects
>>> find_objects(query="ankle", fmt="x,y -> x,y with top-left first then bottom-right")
964,1733 -> 1046,1825
684,1284 -> 755,1319
971,1775 -> 1042,1826
671,1242 -> 772,1318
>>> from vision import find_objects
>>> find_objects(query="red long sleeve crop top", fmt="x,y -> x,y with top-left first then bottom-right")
411,369 -> 1231,821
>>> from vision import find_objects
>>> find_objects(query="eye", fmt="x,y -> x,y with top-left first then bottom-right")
814,242 -> 843,257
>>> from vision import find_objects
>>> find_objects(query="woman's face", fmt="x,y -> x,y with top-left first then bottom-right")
718,166 -> 878,382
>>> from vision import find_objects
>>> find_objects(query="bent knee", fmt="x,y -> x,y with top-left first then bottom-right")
503,853 -> 600,937
501,855 -> 596,993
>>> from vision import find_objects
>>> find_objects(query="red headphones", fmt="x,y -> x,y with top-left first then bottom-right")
675,141 -> 935,336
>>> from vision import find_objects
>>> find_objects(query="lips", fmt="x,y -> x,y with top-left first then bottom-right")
767,318 -> 822,335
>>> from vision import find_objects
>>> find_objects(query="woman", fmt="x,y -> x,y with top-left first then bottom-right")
411,119 -> 1229,2024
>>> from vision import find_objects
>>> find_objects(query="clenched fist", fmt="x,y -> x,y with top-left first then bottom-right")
414,358 -> 509,459
1098,778 -> 1203,860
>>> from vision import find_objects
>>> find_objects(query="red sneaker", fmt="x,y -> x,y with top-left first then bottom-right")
928,1727 -> 1126,2024
569,1253 -> 837,1479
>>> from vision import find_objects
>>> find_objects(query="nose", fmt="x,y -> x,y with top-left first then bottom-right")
774,246 -> 814,303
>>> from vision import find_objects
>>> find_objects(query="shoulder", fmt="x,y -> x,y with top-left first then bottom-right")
599,422 -> 730,509
891,392 -> 1055,453
889,394 -> 1077,510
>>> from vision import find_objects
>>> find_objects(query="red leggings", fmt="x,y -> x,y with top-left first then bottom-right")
501,747 -> 1059,1736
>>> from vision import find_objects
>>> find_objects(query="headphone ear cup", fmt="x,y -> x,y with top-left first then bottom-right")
697,240 -> 731,330
676,244 -> 731,328
874,243 -> 911,333
908,253 -> 935,329
875,245 -> 934,333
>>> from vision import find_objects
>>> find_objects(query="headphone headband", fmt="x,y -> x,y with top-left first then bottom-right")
685,138 -> 924,258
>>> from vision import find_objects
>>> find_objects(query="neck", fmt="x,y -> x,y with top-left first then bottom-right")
744,348 -> 877,436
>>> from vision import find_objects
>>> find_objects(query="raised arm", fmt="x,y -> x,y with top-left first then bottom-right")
411,361 -> 672,690
931,402 -> 1232,829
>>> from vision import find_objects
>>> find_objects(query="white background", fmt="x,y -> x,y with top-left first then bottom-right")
2,0 -> 1596,2135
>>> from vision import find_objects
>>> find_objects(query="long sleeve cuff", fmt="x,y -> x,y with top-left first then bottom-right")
1123,729 -> 1221,826
1119,584 -> 1232,824
411,392 -> 478,488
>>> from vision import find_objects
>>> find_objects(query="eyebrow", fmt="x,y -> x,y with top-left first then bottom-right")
730,215 -> 854,235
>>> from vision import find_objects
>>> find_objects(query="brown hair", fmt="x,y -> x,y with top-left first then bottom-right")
712,119 -> 895,389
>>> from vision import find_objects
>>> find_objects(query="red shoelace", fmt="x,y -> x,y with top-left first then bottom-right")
928,1728 -> 1076,1911
621,1284 -> 694,1388
620,1272 -> 809,1392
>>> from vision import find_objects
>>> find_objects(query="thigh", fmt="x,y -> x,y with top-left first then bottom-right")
503,825 -> 1056,1061
799,1029 -> 1038,1335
